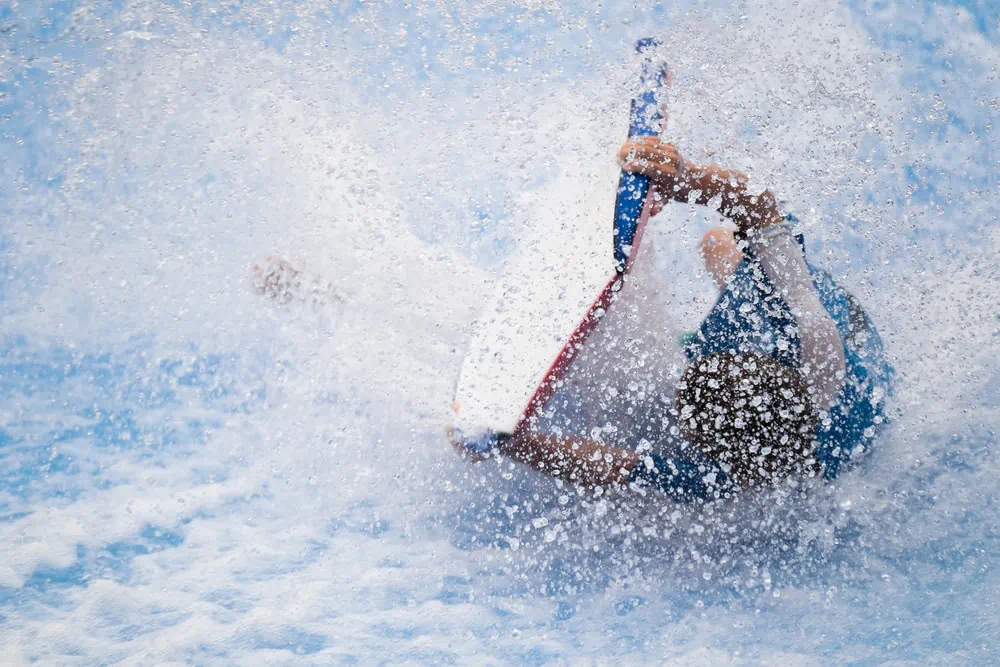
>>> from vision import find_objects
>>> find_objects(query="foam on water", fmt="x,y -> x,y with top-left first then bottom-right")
2,0 -> 998,663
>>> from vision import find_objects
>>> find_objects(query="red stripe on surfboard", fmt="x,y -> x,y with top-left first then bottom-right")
512,189 -> 656,436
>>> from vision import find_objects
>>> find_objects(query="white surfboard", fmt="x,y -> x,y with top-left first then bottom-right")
452,164 -> 623,435
451,186 -> 697,431
452,39 -> 683,443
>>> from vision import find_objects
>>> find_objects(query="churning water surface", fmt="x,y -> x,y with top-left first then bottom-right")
2,1 -> 998,664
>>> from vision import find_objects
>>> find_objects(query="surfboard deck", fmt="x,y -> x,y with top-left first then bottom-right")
452,39 -> 674,444
452,167 -> 629,436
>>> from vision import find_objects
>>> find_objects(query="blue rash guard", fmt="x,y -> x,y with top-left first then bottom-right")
628,228 -> 895,502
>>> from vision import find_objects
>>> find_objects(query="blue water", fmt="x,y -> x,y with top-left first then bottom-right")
2,1 -> 998,664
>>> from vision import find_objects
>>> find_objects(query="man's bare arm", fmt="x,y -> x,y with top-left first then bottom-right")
619,137 -> 784,231
680,163 -> 785,231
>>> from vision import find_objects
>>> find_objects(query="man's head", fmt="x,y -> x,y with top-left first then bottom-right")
675,352 -> 819,487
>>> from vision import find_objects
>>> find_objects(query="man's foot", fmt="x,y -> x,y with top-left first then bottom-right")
447,426 -> 510,462
252,255 -> 303,304
252,255 -> 342,306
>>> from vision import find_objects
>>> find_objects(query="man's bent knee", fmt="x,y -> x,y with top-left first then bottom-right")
700,227 -> 743,290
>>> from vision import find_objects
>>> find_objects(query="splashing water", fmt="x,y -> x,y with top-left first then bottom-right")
2,1 -> 998,663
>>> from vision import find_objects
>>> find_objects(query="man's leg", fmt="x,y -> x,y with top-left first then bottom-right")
700,227 -> 743,290
449,427 -> 639,490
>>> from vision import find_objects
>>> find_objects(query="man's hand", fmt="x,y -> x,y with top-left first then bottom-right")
619,137 -> 783,232
618,137 -> 690,193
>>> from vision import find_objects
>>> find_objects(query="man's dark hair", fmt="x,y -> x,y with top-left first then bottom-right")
675,352 -> 819,487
